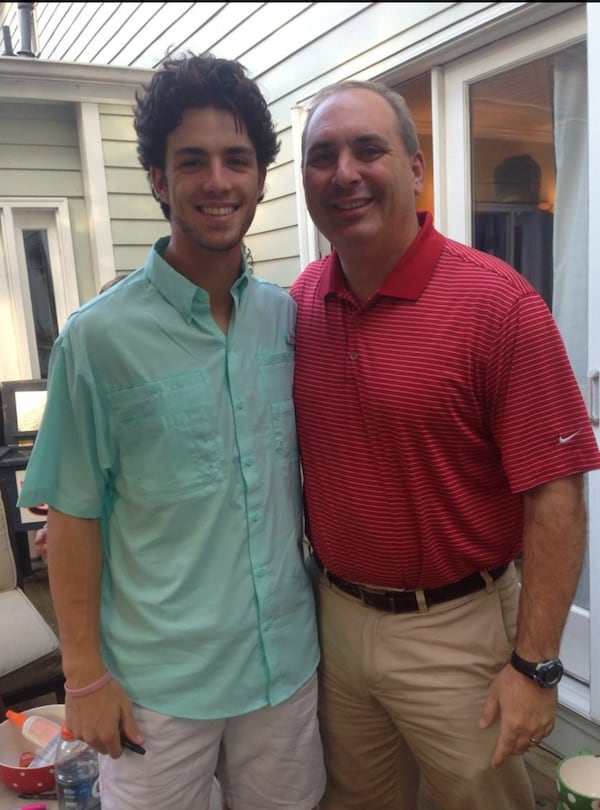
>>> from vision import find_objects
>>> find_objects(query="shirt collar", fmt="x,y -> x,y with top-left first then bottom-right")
317,211 -> 446,302
145,236 -> 250,323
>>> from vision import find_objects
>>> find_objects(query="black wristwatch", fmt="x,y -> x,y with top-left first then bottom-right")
510,650 -> 564,688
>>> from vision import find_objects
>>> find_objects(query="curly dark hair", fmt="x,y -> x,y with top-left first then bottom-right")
134,51 -> 280,219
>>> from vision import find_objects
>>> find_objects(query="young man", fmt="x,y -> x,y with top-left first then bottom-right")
291,80 -> 600,809
18,54 -> 325,810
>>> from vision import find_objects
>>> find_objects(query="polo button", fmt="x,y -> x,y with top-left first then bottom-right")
350,351 -> 358,360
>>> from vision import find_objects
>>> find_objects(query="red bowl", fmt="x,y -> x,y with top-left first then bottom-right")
0,704 -> 64,794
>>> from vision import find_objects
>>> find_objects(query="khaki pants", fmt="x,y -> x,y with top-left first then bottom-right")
315,562 -> 535,810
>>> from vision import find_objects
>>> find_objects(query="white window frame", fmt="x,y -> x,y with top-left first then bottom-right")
0,198 -> 79,380
438,6 -> 600,752
291,104 -> 334,268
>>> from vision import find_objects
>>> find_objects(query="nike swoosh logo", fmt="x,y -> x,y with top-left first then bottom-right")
558,430 -> 581,445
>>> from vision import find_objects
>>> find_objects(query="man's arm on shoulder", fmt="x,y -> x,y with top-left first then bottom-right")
480,473 -> 586,767
47,507 -> 143,757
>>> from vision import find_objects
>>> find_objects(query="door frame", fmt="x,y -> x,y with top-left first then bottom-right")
438,6 -> 600,738
0,198 -> 78,380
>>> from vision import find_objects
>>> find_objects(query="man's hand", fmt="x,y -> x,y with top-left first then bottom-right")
65,677 -> 144,759
479,663 -> 557,768
34,526 -> 49,560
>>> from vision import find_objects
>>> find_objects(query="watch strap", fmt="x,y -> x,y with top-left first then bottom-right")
510,649 -> 563,688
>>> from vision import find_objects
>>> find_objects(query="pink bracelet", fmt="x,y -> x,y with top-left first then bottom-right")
65,669 -> 113,697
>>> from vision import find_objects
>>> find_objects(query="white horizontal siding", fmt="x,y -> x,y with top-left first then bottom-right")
109,194 -> 164,220
0,99 -> 94,298
246,225 -> 298,261
0,169 -> 83,196
3,0 -> 573,290
102,138 -> 139,168
98,105 -> 166,273
0,118 -> 78,146
86,3 -> 169,67
263,161 -> 296,202
42,2 -> 96,61
111,219 -> 167,245
113,242 -> 158,272
274,128 -> 294,167
1,144 -> 80,171
0,3 -> 18,52
253,194 -> 298,232
104,166 -> 150,195
0,102 -> 83,195
41,3 -> 145,64
185,3 -> 314,67
252,256 -> 302,288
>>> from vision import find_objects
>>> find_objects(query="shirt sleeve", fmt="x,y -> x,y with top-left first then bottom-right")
17,327 -> 110,518
487,292 -> 600,492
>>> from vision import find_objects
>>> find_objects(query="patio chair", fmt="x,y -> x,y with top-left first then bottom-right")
0,482 -> 64,712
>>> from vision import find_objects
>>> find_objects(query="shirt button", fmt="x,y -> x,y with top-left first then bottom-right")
250,511 -> 261,523
244,456 -> 254,467
350,351 -> 358,360
236,399 -> 245,410
256,567 -> 265,577
263,620 -> 272,631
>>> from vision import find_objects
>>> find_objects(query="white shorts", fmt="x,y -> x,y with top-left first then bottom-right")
99,673 -> 325,810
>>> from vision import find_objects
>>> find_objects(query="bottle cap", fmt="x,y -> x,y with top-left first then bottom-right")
5,709 -> 25,727
61,725 -> 76,740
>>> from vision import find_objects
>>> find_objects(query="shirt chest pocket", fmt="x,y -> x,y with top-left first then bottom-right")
109,371 -> 224,498
256,350 -> 298,460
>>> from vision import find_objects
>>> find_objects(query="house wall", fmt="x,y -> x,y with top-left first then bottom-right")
0,93 -> 165,296
0,99 -> 93,298
2,1 -> 574,287
98,103 -> 166,274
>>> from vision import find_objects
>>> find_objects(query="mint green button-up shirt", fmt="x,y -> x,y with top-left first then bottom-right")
18,238 -> 319,718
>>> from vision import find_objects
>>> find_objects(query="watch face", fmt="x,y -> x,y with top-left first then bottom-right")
536,660 -> 563,687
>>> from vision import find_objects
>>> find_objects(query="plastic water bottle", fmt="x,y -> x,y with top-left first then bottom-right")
55,726 -> 101,810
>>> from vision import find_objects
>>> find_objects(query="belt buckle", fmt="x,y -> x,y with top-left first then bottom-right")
358,584 -> 414,613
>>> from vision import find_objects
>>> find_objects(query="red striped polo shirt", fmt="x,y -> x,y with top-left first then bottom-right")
291,211 -> 600,588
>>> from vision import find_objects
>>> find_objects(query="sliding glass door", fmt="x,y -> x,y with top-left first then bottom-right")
441,7 -> 600,728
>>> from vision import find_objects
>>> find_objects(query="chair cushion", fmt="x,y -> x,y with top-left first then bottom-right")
0,588 -> 60,679
0,499 -> 17,592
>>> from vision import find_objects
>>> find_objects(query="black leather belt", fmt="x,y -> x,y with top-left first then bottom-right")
312,554 -> 509,613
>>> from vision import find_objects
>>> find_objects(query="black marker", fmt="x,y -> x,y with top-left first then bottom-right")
120,734 -> 145,755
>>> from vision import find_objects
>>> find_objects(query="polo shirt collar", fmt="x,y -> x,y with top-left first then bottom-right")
145,236 -> 250,323
318,211 -> 445,302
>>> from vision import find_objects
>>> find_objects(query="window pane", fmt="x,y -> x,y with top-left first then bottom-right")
470,43 -> 590,616
471,57 -> 555,310
23,229 -> 58,378
392,74 -> 433,216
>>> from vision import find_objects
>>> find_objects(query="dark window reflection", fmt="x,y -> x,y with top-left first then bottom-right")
470,57 -> 555,312
23,229 -> 58,378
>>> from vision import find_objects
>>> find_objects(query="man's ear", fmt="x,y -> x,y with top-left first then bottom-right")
150,166 -> 168,204
257,165 -> 267,199
412,150 -> 426,197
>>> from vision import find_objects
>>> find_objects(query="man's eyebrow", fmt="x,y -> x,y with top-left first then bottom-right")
305,138 -> 335,154
306,133 -> 389,153
353,133 -> 389,147
173,145 -> 256,158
